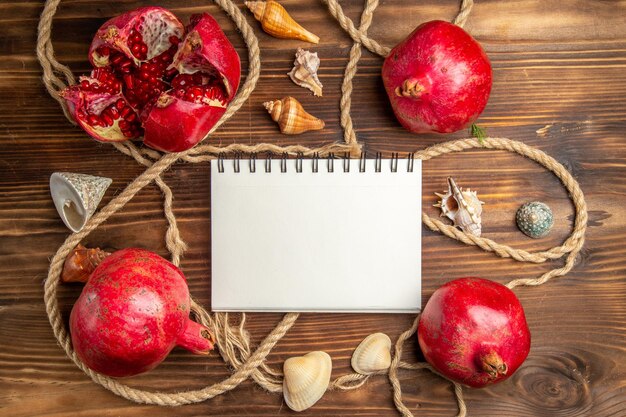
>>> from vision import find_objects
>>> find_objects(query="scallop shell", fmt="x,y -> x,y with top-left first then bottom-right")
351,333 -> 392,375
263,96 -> 325,134
434,177 -> 484,237
50,172 -> 112,233
516,201 -> 554,238
288,48 -> 323,97
283,351 -> 332,412
245,0 -> 319,44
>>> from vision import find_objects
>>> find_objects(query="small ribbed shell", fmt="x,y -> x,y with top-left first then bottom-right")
245,0 -> 319,44
351,333 -> 392,375
263,96 -> 325,135
435,177 -> 484,237
283,351 -> 332,412
288,48 -> 323,96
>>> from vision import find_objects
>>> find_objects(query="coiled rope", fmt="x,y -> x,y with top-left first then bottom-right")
38,0 -> 587,415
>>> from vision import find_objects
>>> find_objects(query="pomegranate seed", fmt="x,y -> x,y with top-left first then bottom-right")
80,80 -> 90,88
119,106 -> 131,117
126,113 -> 137,122
119,120 -> 129,130
88,115 -> 100,126
169,36 -> 180,45
101,113 -> 114,126
109,107 -> 120,118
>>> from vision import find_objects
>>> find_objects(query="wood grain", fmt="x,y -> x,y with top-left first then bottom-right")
1,0 -> 625,416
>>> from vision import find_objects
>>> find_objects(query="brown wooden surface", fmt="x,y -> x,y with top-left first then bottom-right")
1,0 -> 625,416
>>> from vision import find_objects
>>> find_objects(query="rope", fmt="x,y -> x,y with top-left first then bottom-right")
37,0 -> 587,415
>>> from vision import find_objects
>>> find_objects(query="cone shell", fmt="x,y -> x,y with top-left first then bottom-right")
434,177 -> 484,237
351,333 -> 392,375
263,96 -> 325,134
245,0 -> 319,44
50,172 -> 112,233
283,351 -> 332,412
288,48 -> 323,96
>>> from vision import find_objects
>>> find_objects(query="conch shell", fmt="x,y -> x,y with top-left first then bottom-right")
283,351 -> 332,412
61,244 -> 110,283
245,0 -> 319,44
288,48 -> 323,96
263,96 -> 325,134
351,333 -> 392,375
435,177 -> 484,237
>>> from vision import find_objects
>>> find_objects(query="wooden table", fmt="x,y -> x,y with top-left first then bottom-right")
1,0 -> 624,415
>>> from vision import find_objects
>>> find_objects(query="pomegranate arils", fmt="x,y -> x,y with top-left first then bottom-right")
170,73 -> 227,105
66,8 -> 240,150
128,28 -> 148,60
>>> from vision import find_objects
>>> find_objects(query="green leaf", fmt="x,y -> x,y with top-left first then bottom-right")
470,123 -> 487,144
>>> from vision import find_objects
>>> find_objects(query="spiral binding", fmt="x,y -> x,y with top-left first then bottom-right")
216,152 -> 416,173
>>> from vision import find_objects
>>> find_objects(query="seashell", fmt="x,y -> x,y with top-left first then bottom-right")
245,0 -> 319,44
283,351 -> 332,412
263,96 -> 325,134
351,333 -> 392,375
61,244 -> 110,283
516,201 -> 554,238
434,177 -> 484,237
288,48 -> 323,97
50,172 -> 112,233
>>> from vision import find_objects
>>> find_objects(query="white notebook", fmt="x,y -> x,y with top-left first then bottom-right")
211,156 -> 422,313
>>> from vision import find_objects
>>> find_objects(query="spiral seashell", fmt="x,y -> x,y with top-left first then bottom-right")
283,351 -> 332,412
61,244 -> 110,283
351,333 -> 392,375
288,48 -> 323,96
263,96 -> 325,135
245,0 -> 319,44
434,177 -> 484,237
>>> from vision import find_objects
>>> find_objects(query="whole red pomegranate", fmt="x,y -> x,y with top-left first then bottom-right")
61,7 -> 240,152
418,277 -> 530,388
382,21 -> 492,134
68,247 -> 215,377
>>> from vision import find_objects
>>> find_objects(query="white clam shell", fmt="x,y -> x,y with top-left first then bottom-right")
283,351 -> 332,412
50,172 -> 111,233
351,333 -> 392,375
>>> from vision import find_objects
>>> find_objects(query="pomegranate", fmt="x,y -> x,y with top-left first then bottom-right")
67,247 -> 215,377
417,277 -> 530,388
381,21 -> 492,134
61,7 -> 240,152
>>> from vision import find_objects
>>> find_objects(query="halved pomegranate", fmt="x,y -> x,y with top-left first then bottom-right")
61,7 -> 241,152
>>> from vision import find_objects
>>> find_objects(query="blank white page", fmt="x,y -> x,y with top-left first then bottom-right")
211,158 -> 421,313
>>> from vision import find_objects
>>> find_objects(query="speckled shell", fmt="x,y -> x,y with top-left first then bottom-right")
516,201 -> 554,238
245,0 -> 319,44
435,177 -> 484,237
351,333 -> 392,375
263,96 -> 325,134
50,172 -> 112,233
288,48 -> 323,96
283,351 -> 332,412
